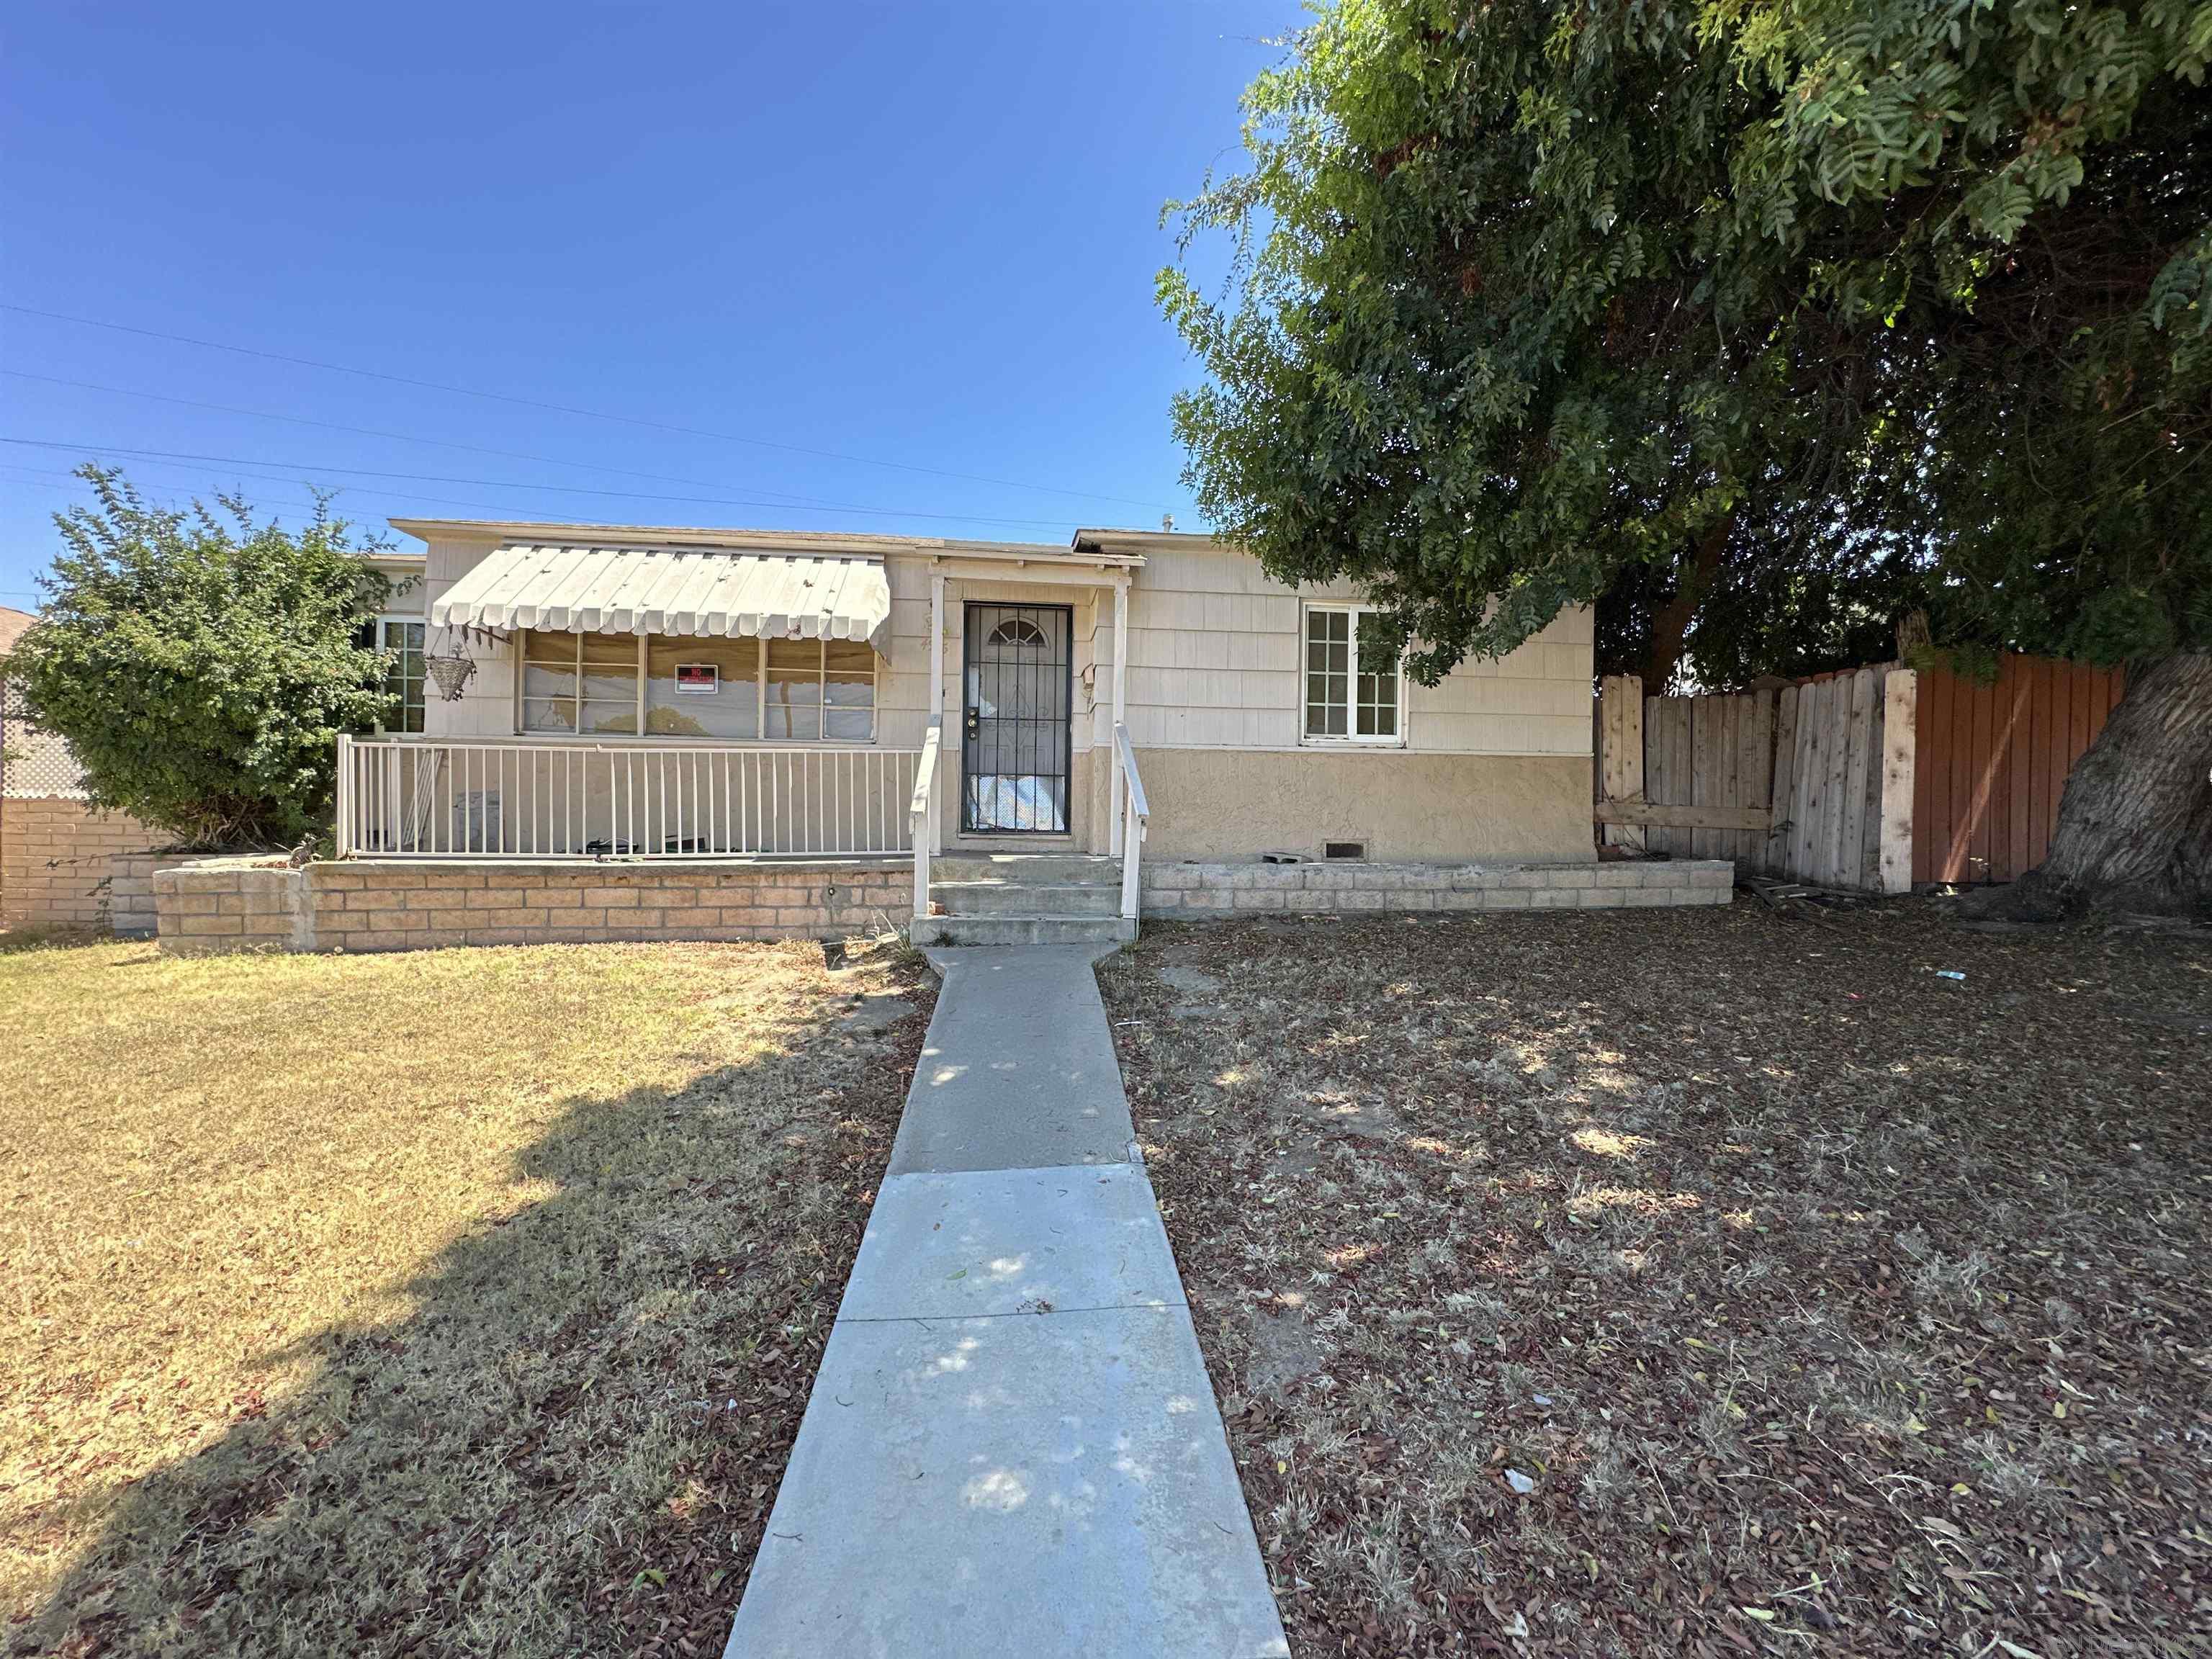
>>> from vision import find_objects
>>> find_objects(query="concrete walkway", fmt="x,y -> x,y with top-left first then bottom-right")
724,947 -> 1288,1659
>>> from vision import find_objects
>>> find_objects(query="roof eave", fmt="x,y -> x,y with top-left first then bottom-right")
1069,527 -> 1229,557
385,516 -> 1088,562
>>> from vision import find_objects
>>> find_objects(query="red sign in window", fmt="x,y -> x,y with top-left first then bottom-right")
674,663 -> 718,694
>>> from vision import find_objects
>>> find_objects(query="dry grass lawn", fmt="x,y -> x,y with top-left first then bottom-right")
1100,902 -> 2210,1658
1,932 -> 933,1658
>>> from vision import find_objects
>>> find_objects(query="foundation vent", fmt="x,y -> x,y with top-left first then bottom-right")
1323,840 -> 1367,861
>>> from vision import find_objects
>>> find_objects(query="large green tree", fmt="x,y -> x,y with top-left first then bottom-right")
1164,0 -> 2212,910
11,467 -> 397,848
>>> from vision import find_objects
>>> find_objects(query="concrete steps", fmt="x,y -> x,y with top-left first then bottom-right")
916,853 -> 1130,948
912,914 -> 1136,947
935,880 -> 1122,918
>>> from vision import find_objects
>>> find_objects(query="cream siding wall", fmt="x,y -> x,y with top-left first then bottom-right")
418,536 -> 521,738
411,536 -> 1590,760
1108,542 -> 1592,757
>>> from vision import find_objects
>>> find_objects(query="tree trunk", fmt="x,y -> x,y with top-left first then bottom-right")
2172,787 -> 2212,911
1999,652 -> 2212,917
1640,518 -> 1730,693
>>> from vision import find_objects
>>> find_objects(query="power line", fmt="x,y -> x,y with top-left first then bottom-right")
0,462 -> 573,526
1,301 -> 1174,512
0,435 -> 1081,531
0,369 -> 987,513
0,467 -> 534,530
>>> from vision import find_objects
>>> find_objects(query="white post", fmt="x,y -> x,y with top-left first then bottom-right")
930,571 -> 946,855
335,732 -> 354,856
1109,578 -> 1128,856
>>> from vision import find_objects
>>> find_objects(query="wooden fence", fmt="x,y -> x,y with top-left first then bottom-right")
1595,654 -> 2124,892
1911,655 -> 2125,885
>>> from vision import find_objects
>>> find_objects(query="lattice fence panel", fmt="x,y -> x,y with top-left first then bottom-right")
1,677 -> 87,799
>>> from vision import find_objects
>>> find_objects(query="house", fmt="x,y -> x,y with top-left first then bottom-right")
158,519 -> 1732,953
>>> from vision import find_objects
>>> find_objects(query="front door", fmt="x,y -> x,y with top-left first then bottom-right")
962,602 -> 1073,833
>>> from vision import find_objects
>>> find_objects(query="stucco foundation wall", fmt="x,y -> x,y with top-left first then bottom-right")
0,799 -> 164,930
1144,858 -> 1732,915
156,857 -> 911,955
1133,749 -> 1593,863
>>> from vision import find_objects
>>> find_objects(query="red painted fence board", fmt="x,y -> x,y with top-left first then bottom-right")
1911,655 -> 2123,886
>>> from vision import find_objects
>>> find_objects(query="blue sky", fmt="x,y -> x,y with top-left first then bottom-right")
0,2 -> 1297,608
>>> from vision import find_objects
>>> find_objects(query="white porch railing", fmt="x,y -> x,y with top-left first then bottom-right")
909,721 -> 942,921
1114,721 -> 1148,922
336,734 -> 924,860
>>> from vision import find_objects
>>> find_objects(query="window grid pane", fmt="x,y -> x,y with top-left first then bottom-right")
379,620 -> 428,734
765,637 -> 823,742
646,637 -> 760,738
1304,606 -> 1401,741
1304,609 -> 1350,737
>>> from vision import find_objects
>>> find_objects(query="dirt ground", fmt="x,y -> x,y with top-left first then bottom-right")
2,934 -> 934,1659
1098,899 -> 2211,1658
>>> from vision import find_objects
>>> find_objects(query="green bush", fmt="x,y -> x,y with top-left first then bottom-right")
11,467 -> 397,849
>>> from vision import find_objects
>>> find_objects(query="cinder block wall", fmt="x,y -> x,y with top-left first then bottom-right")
108,850 -> 201,938
0,799 -> 164,930
156,858 -> 912,955
1141,858 -> 1734,916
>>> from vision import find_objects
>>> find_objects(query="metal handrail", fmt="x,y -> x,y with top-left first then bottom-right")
1114,722 -> 1150,827
1114,721 -> 1148,922
910,722 -> 941,822
911,721 -> 942,922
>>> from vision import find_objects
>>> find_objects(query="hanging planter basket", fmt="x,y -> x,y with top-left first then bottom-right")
426,646 -> 478,701
421,623 -> 495,702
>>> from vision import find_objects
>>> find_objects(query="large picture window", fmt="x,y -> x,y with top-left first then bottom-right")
518,630 -> 876,742
1303,604 -> 1403,742
647,637 -> 758,739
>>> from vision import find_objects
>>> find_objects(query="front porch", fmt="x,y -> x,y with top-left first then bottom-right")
331,521 -> 1157,946
332,721 -> 1154,945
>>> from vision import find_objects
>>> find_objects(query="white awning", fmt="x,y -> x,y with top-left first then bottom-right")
428,542 -> 893,654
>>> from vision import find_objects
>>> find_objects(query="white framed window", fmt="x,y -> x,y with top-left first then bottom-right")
1303,604 -> 1404,743
375,616 -> 427,734
517,629 -> 877,742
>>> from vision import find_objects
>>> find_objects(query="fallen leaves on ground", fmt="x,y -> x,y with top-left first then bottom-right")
1100,899 -> 2210,1658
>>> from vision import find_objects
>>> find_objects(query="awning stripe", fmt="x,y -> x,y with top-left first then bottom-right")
428,542 -> 894,654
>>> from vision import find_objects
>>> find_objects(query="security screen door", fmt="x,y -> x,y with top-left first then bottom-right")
961,603 -> 1073,833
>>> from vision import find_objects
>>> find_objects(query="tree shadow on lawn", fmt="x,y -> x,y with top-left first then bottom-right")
15,977 -> 934,1659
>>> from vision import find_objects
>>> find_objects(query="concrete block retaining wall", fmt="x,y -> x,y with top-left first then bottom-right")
1141,858 -> 1734,915
154,855 -> 1732,956
155,858 -> 912,956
